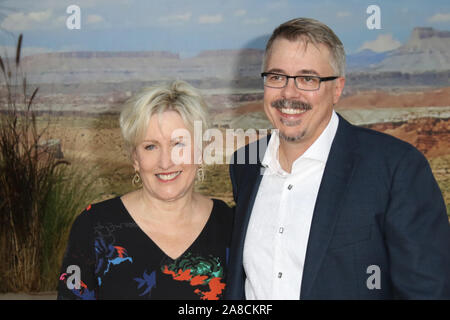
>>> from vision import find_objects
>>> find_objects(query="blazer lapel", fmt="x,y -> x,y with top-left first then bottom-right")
227,135 -> 270,298
233,134 -> 271,256
234,167 -> 263,247
300,115 -> 360,299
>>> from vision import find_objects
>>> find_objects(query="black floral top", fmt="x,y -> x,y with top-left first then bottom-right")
57,197 -> 233,300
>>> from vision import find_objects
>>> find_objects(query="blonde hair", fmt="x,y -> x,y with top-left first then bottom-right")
263,17 -> 346,77
120,80 -> 210,157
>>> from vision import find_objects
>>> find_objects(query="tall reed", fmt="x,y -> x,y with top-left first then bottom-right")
0,35 -> 97,292
40,161 -> 98,291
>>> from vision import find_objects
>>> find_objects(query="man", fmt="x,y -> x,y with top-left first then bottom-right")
226,17 -> 450,299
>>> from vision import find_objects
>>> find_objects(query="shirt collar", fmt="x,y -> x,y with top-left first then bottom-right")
262,110 -> 339,175
261,127 -> 284,176
301,110 -> 339,163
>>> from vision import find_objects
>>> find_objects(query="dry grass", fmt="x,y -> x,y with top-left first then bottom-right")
0,35 -> 51,292
429,154 -> 450,216
0,36 -> 99,293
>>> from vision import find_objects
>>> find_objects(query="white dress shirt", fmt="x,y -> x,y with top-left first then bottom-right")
243,111 -> 339,300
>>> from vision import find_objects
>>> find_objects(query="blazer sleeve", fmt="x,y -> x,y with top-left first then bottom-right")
384,146 -> 450,299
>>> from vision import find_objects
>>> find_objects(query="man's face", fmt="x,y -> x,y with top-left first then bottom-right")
263,38 -> 345,146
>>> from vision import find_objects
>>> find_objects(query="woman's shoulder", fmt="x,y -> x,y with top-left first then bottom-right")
73,196 -> 124,226
86,196 -> 123,212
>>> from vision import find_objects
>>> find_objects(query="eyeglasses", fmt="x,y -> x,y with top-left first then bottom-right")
261,72 -> 339,91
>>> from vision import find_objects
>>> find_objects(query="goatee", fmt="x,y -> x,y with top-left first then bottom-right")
270,99 -> 311,142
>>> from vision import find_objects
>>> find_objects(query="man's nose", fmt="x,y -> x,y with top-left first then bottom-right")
280,77 -> 302,99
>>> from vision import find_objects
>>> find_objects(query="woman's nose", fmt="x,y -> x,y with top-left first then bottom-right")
159,146 -> 174,170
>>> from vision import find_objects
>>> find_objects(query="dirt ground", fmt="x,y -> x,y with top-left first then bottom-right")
42,87 -> 449,211
0,292 -> 57,300
336,87 -> 450,109
223,86 -> 450,115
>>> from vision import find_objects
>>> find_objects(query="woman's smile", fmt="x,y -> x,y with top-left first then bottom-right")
155,171 -> 182,182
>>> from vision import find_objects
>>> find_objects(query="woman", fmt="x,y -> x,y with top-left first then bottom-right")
57,80 -> 233,300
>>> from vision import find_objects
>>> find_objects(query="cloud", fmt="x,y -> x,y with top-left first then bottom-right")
428,13 -> 450,23
234,9 -> 247,17
198,14 -> 223,24
55,16 -> 66,25
29,10 -> 52,22
158,12 -> 192,24
266,0 -> 288,10
1,9 -> 53,31
67,0 -> 134,8
358,34 -> 402,53
243,17 -> 268,25
336,11 -> 351,18
86,14 -> 104,24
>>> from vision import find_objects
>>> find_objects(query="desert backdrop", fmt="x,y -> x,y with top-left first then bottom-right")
1,8 -> 450,295
10,26 -> 449,213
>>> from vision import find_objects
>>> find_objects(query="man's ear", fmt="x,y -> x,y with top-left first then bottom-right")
333,77 -> 346,105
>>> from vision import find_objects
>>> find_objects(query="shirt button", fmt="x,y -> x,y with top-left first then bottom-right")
279,227 -> 284,234
287,184 -> 293,190
278,272 -> 283,279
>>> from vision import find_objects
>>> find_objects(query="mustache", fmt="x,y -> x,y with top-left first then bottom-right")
271,99 -> 312,110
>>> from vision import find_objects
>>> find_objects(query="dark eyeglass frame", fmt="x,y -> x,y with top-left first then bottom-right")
261,72 -> 339,91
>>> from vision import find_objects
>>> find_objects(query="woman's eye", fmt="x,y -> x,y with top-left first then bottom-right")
144,144 -> 156,151
175,142 -> 186,148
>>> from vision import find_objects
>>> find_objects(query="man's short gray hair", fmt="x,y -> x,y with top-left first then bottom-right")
263,18 -> 346,77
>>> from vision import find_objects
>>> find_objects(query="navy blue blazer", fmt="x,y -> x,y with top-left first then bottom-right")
226,114 -> 450,299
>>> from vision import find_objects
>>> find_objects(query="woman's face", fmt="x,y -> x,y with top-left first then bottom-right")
133,110 -> 200,202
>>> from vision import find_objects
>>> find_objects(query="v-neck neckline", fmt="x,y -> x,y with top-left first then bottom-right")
117,197 -> 216,261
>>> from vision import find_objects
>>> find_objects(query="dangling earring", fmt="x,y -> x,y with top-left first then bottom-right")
197,165 -> 205,183
132,170 -> 141,187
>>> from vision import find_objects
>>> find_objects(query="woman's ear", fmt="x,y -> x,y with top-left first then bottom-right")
132,149 -> 140,172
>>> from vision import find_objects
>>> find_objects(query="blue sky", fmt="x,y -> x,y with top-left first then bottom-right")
1,0 -> 449,57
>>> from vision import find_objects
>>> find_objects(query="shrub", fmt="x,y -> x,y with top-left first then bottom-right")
0,35 -> 97,292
